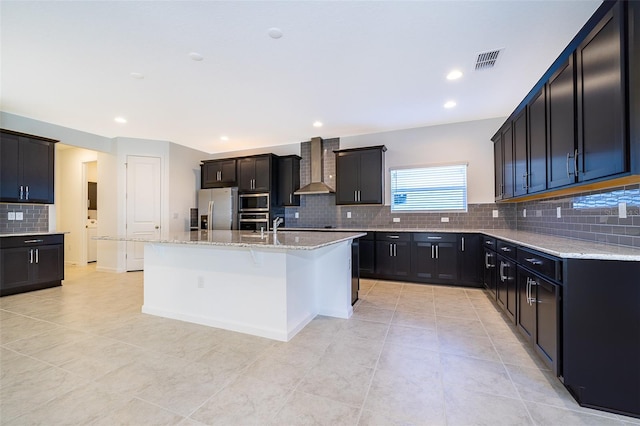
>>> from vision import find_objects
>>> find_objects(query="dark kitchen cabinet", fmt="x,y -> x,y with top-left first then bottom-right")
547,57 -> 577,190
496,240 -> 517,324
0,130 -> 56,204
513,109 -> 528,197
493,124 -> 513,200
576,3 -> 626,183
88,182 -> 97,210
458,233 -> 482,286
375,232 -> 410,279
351,239 -> 360,305
527,87 -> 548,193
238,154 -> 275,192
483,246 -> 497,300
411,233 -> 457,284
277,155 -> 301,206
359,232 -> 375,278
0,234 -> 64,296
493,134 -> 504,200
201,159 -> 236,188
335,146 -> 386,205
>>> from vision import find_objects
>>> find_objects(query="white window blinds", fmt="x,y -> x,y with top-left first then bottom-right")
390,164 -> 468,212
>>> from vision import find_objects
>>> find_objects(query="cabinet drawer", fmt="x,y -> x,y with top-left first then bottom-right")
412,233 -> 456,243
359,232 -> 375,241
376,232 -> 411,242
0,234 -> 64,249
483,236 -> 497,250
497,240 -> 517,260
518,247 -> 562,283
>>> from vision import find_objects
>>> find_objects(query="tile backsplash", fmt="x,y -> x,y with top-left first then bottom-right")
285,184 -> 640,249
0,203 -> 49,234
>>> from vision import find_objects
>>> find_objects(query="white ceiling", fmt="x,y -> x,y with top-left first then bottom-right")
1,1 -> 601,154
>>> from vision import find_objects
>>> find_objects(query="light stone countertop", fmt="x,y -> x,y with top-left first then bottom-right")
282,227 -> 640,261
94,230 -> 366,251
0,231 -> 68,238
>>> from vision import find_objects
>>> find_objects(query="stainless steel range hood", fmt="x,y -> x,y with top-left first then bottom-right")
294,137 -> 335,195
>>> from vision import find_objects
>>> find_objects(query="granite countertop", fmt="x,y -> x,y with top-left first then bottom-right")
282,227 -> 640,261
95,230 -> 366,251
0,231 -> 68,238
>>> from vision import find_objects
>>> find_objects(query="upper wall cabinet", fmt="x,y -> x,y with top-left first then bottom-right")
0,130 -> 56,204
335,146 -> 386,205
201,158 -> 236,188
277,155 -> 301,207
238,154 -> 276,193
494,0 -> 636,201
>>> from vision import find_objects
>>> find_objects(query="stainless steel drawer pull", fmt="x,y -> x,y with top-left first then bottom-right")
427,236 -> 442,240
24,239 -> 44,244
500,247 -> 511,252
525,258 -> 542,265
387,235 -> 400,239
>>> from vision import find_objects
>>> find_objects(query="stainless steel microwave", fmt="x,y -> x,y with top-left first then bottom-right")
239,193 -> 269,211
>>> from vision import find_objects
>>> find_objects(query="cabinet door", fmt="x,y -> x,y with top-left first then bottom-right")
502,125 -> 514,199
238,158 -> 255,191
577,5 -> 626,182
547,57 -> 576,189
219,159 -> 237,184
497,256 -> 516,323
435,241 -> 457,281
411,242 -> 437,280
0,247 -> 31,290
493,136 -> 504,200
33,244 -> 64,284
375,241 -> 396,277
253,156 -> 271,191
459,234 -> 481,285
0,132 -> 21,202
336,152 -> 359,204
359,239 -> 375,277
20,137 -> 54,203
517,268 -> 535,344
394,241 -> 411,278
358,149 -> 383,204
534,277 -> 559,372
278,156 -> 300,206
528,87 -> 547,193
513,109 -> 528,197
201,162 -> 218,188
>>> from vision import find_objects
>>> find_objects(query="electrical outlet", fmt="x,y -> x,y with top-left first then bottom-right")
556,207 -> 562,218
492,210 -> 499,218
8,212 -> 15,220
15,212 -> 23,221
536,210 -> 542,217
441,217 -> 449,223
347,212 -> 352,219
522,209 -> 527,218
294,212 -> 299,219
619,202 -> 627,219
393,217 -> 401,223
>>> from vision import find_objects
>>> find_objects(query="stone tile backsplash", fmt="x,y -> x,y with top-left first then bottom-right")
0,203 -> 49,234
285,183 -> 640,249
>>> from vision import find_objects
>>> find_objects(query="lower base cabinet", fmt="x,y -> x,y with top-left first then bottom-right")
411,233 -> 458,283
0,234 -> 64,296
496,255 -> 517,324
375,233 -> 411,279
359,233 -> 375,278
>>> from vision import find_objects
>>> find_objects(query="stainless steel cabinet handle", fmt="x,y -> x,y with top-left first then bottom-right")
387,235 -> 400,239
500,261 -> 506,281
393,244 -> 397,257
485,240 -> 494,246
24,239 -> 44,243
29,249 -> 34,264
461,237 -> 465,252
575,149 -> 580,177
354,190 -> 357,202
427,236 -> 442,240
500,247 -> 511,252
485,252 -> 491,268
566,151 -> 576,178
25,186 -> 29,200
35,249 -> 39,264
389,244 -> 393,257
20,185 -> 24,200
435,245 -> 439,259
525,257 -> 542,265
289,193 -> 292,204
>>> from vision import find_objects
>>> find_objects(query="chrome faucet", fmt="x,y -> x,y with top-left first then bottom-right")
273,217 -> 283,235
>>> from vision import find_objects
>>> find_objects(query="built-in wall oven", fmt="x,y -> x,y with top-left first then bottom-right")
238,193 -> 269,231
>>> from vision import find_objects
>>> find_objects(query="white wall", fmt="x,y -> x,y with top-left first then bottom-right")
168,143 -> 206,233
340,117 -> 505,204
55,146 -> 98,265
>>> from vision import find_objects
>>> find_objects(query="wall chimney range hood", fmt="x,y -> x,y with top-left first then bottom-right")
294,137 -> 335,195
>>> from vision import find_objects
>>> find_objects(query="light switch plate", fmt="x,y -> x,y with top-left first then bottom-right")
294,212 -> 299,219
619,202 -> 627,219
8,212 -> 15,220
393,217 -> 400,223
522,209 -> 527,218
15,212 -> 23,221
492,210 -> 499,218
556,207 -> 562,218
347,212 -> 351,218
441,217 -> 449,223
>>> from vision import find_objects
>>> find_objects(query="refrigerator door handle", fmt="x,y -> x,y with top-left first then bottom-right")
207,201 -> 214,230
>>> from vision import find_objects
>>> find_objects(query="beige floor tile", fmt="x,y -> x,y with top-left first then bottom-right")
376,343 -> 441,382
191,375 -> 291,425
336,318 -> 389,341
359,293 -> 399,310
444,387 -> 533,425
91,396 -> 185,425
323,335 -> 384,369
391,309 -> 437,329
352,305 -> 395,324
493,338 -> 552,371
385,324 -> 439,351
0,313 -> 60,344
242,352 -> 315,388
438,333 -> 500,361
298,357 -> 374,406
270,391 -> 360,426
437,316 -> 488,338
441,353 -> 517,398
401,282 -> 435,294
525,401 -> 624,425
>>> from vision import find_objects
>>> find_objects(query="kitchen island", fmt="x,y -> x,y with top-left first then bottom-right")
97,230 -> 365,341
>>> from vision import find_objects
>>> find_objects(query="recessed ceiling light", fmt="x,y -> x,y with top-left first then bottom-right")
189,52 -> 204,61
114,117 -> 127,124
130,72 -> 144,79
444,101 -> 457,109
313,121 -> 323,128
268,27 -> 283,39
220,136 -> 229,141
446,70 -> 463,80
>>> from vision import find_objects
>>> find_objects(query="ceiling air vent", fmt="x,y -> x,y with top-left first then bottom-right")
475,49 -> 503,71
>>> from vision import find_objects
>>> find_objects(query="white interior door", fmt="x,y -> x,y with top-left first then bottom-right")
126,155 -> 161,271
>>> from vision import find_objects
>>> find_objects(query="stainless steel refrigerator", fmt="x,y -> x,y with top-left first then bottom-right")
197,187 -> 238,230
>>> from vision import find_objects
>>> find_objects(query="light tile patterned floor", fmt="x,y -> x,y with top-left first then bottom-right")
1,265 -> 638,425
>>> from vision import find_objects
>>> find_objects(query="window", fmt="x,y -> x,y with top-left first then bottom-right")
390,163 -> 468,212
